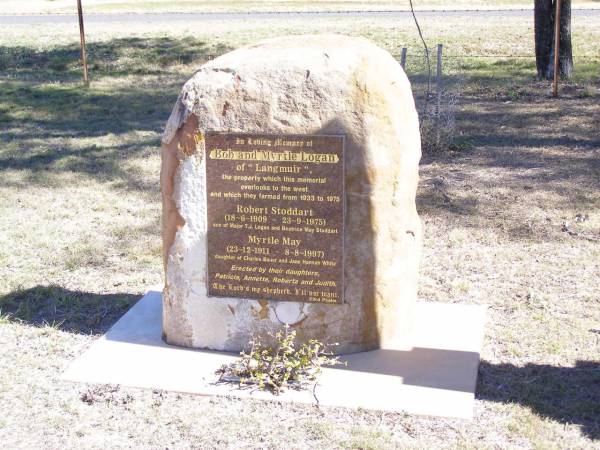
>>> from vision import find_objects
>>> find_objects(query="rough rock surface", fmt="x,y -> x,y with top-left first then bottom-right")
161,35 -> 422,354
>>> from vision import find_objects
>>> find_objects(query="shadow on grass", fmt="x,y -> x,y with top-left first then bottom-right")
0,285 -> 139,334
0,36 -> 233,138
415,82 -> 600,239
0,36 -> 231,78
404,57 -> 600,91
0,139 -> 160,191
478,360 -> 600,440
0,37 -> 232,190
340,349 -> 600,440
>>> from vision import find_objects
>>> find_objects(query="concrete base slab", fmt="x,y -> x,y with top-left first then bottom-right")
62,289 -> 486,419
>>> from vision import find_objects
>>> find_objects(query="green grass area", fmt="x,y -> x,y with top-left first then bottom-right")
1,13 -> 599,81
0,11 -> 599,450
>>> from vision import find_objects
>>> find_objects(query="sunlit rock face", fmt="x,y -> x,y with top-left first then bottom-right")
161,34 -> 422,354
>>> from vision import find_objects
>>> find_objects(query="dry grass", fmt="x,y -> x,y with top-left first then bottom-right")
1,0 -> 598,14
0,12 -> 599,450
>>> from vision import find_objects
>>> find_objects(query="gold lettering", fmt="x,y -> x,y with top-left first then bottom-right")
282,237 -> 301,247
209,148 -> 338,163
270,206 -> 313,216
236,204 -> 267,214
247,235 -> 280,245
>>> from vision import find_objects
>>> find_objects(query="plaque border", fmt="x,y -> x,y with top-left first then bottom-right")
204,132 -> 346,305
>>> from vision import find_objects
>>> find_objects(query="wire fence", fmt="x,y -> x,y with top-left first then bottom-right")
407,54 -> 600,59
390,45 -> 600,153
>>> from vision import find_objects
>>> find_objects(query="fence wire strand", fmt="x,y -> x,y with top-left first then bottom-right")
394,47 -> 599,154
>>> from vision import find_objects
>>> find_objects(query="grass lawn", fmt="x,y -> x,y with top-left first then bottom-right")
1,11 -> 599,450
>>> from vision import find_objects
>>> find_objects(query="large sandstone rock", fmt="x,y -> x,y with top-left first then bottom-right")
161,35 -> 422,354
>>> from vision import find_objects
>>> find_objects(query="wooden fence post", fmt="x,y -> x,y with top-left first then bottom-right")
400,47 -> 407,69
77,0 -> 89,86
436,44 -> 443,116
553,0 -> 562,97
436,44 -> 443,146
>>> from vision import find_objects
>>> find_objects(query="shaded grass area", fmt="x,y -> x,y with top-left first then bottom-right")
460,57 -> 600,86
0,37 -> 230,78
402,56 -> 600,99
479,360 -> 600,440
0,37 -> 232,189
0,286 -> 138,334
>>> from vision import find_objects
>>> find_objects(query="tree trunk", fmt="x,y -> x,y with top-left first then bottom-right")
534,0 -> 573,80
535,0 -> 553,79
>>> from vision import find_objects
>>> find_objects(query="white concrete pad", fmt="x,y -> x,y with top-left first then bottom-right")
62,290 -> 486,419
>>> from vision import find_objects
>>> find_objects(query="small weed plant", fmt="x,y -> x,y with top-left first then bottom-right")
218,326 -> 345,395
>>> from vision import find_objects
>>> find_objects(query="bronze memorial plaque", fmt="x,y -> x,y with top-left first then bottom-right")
205,133 -> 345,304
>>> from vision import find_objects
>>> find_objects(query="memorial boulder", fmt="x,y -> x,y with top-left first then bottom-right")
161,35 -> 421,354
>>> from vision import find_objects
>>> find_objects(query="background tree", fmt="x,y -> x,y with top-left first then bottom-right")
535,0 -> 573,80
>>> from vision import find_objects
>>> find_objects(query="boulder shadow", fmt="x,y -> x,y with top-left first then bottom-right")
0,285 -> 139,334
478,359 -> 600,440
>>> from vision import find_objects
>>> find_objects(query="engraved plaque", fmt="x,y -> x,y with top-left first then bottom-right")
205,133 -> 345,304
